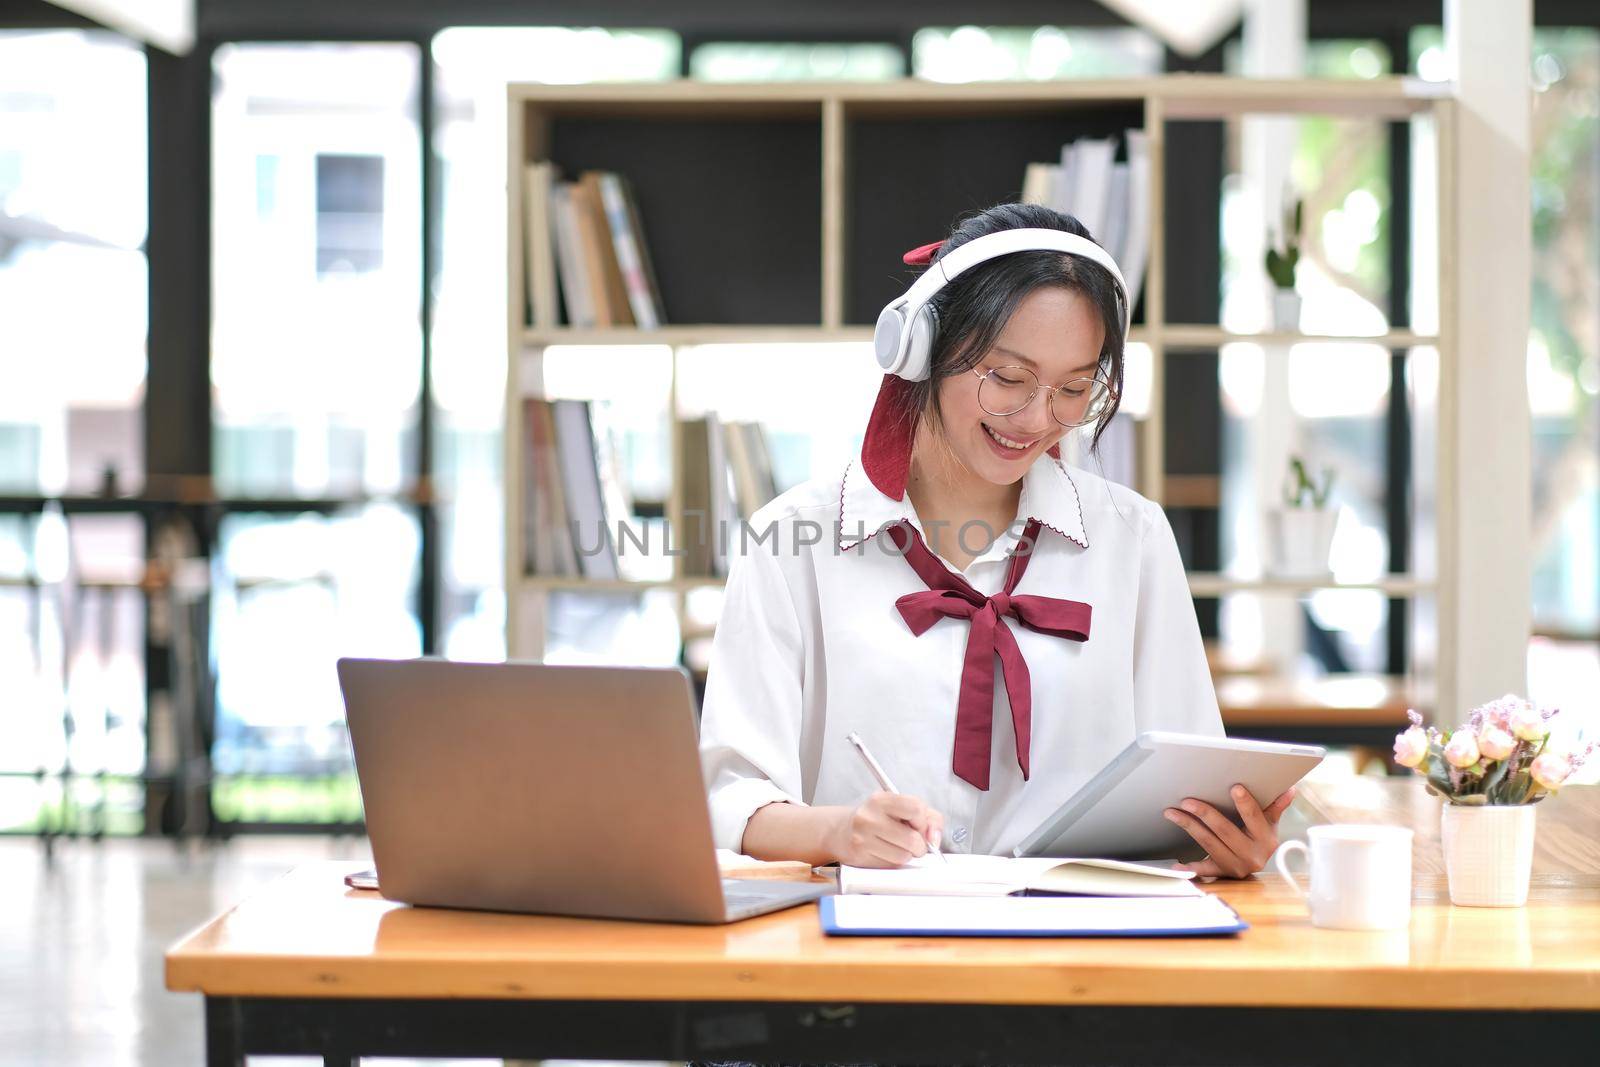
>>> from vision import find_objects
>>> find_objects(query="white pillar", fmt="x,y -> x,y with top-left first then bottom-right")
1438,0 -> 1533,709
1239,0 -> 1306,674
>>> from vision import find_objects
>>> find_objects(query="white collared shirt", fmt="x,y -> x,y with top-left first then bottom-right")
698,455 -> 1223,857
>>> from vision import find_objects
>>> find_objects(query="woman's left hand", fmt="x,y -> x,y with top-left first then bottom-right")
1165,785 -> 1296,879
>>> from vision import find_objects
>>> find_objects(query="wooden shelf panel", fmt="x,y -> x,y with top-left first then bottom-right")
1187,574 -> 1435,597
514,574 -> 1434,598
1217,673 -> 1426,725
522,325 -> 874,347
522,325 -> 1154,348
511,76 -> 1443,118
1161,326 -> 1439,350
514,576 -> 726,594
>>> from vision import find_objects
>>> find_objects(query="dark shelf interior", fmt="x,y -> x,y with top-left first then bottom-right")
843,105 -> 1146,326
544,113 -> 823,326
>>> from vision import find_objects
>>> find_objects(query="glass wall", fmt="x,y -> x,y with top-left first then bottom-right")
913,26 -> 1162,80
431,28 -> 681,663
211,42 -> 423,499
208,43 -> 425,813
0,30 -> 148,832
1410,26 -> 1599,760
1214,40 -> 1401,678
0,30 -> 147,497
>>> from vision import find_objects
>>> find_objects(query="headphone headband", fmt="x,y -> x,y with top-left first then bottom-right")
873,227 -> 1131,381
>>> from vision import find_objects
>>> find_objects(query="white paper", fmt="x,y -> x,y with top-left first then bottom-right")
838,853 -> 1196,897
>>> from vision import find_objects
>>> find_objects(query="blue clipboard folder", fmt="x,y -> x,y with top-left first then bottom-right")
819,893 -> 1248,938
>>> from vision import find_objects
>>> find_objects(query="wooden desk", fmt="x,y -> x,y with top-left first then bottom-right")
1216,673 -> 1423,754
168,781 -> 1600,1066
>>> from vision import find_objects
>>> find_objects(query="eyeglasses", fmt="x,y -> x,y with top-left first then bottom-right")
973,365 -> 1116,428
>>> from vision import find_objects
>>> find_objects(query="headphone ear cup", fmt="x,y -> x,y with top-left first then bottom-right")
900,304 -> 937,382
873,303 -> 909,376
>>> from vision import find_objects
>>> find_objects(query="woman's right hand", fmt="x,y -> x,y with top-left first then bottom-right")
829,791 -> 945,868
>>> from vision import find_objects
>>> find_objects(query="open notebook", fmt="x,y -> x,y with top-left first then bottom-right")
838,853 -> 1202,898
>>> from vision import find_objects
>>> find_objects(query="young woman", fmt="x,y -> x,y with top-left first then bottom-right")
698,202 -> 1292,878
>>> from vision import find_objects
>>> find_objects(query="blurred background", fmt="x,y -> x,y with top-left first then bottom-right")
0,0 -> 1593,843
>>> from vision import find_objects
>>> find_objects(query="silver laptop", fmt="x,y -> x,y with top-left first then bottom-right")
337,657 -> 828,924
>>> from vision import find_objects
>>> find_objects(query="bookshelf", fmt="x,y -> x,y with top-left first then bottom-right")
505,75 -> 1460,715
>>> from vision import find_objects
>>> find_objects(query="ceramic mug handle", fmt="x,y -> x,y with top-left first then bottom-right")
1273,839 -> 1310,899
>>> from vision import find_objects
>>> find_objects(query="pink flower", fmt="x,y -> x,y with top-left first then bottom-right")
1393,726 -> 1430,768
1443,730 -> 1480,768
1477,725 -> 1516,761
1530,752 -> 1573,790
1510,703 -> 1548,742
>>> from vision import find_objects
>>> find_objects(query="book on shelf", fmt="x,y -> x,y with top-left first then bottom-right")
596,171 -> 662,329
677,416 -> 779,578
1021,130 -> 1149,319
548,182 -> 595,328
523,397 -> 640,581
527,164 -> 667,331
522,161 -> 560,329
523,398 -> 577,576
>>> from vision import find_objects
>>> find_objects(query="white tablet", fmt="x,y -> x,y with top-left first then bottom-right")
1013,732 -> 1325,860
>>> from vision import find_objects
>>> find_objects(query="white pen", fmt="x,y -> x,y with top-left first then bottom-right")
845,731 -> 945,863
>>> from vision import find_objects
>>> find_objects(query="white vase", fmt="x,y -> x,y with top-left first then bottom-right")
1440,803 -> 1536,907
1264,506 -> 1338,578
1272,288 -> 1302,332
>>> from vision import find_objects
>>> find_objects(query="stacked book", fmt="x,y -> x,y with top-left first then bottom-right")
524,162 -> 665,329
677,416 -> 780,579
1020,129 -> 1151,317
523,403 -> 780,583
520,398 -> 634,580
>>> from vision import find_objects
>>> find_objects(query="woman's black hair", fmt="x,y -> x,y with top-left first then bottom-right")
907,202 -> 1126,453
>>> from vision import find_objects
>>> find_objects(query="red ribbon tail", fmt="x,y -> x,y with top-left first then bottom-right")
953,608 -> 998,791
991,621 -> 1033,781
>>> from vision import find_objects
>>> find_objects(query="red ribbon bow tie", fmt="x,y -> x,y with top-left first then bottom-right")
887,519 -> 1092,791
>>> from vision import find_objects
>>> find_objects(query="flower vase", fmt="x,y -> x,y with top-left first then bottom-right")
1264,506 -> 1338,579
1272,288 -> 1302,332
1440,803 -> 1536,907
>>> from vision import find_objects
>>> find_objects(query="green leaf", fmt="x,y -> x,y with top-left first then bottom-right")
1481,758 -> 1511,802
1455,793 -> 1488,806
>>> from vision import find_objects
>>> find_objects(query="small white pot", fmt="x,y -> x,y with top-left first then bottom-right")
1440,803 -> 1536,907
1264,506 -> 1338,579
1272,288 -> 1302,332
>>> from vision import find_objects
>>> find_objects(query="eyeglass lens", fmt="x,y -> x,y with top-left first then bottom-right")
978,365 -> 1112,427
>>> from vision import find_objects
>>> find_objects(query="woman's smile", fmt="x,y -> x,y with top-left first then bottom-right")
980,421 -> 1042,459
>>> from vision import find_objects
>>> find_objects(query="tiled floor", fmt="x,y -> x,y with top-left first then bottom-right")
0,834 -> 661,1066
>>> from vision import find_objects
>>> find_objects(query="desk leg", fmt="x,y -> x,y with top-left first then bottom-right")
204,998 -> 243,1067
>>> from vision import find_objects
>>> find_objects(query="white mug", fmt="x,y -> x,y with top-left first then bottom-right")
1273,824 -> 1414,930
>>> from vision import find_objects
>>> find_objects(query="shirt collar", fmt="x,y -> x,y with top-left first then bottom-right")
837,455 -> 1090,553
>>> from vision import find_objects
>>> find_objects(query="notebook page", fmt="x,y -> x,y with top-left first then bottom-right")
826,893 -> 1242,934
838,854 -> 1065,896
838,855 -> 1195,896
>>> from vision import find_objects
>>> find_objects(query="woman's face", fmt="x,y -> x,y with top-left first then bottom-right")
933,285 -> 1107,486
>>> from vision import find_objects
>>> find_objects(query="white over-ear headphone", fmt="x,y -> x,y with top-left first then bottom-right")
872,227 -> 1132,382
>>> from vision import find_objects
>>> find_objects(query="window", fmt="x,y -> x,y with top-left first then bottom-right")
0,30 -> 147,496
691,42 -> 904,81
0,30 -> 148,832
314,153 -> 385,275
913,26 -> 1161,82
430,28 -> 681,662
211,42 -> 423,499
1216,40 -> 1401,677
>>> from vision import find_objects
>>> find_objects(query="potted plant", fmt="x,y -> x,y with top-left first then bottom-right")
1264,455 -> 1337,579
1393,698 -> 1595,907
1265,196 -> 1303,332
